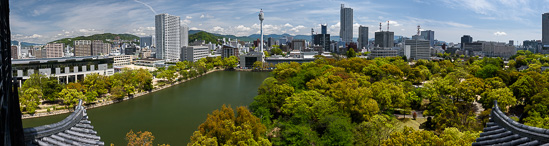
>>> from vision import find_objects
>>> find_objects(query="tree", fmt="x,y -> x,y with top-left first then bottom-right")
20,88 -> 42,114
346,48 -> 356,58
42,77 -> 64,101
354,115 -> 400,146
126,130 -> 156,146
382,127 -> 443,146
223,56 -> 239,69
479,87 -> 516,111
270,47 -> 283,55
264,50 -> 270,57
509,75 -> 537,103
476,64 -> 499,79
58,88 -> 85,108
158,69 -> 177,83
319,114 -> 354,146
189,105 -> 270,145
281,91 -> 338,122
456,77 -> 485,102
253,61 -> 263,70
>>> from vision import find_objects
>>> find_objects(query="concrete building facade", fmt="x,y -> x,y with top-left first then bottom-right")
405,39 -> 431,60
112,55 -> 132,66
358,26 -> 368,50
181,25 -> 189,47
291,39 -> 306,51
155,13 -> 181,62
340,4 -> 353,43
541,13 -> 549,46
420,30 -> 435,47
140,36 -> 153,48
45,43 -> 64,58
181,46 -> 209,62
375,31 -> 394,48
74,40 -> 92,57
11,56 -> 114,84
461,35 -> 473,49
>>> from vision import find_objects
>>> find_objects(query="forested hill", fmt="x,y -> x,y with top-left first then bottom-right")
189,31 -> 224,45
49,33 -> 139,47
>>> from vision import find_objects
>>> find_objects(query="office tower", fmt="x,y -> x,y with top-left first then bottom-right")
140,36 -> 153,48
375,31 -> 394,48
541,13 -> 549,45
420,30 -> 435,46
74,40 -> 92,56
461,35 -> 473,49
405,39 -> 431,60
155,13 -> 181,62
340,4 -> 353,43
45,43 -> 64,58
268,37 -> 274,47
358,26 -> 368,50
181,25 -> 189,47
321,24 -> 327,35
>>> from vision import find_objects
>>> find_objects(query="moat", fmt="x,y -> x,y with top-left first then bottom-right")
22,71 -> 271,145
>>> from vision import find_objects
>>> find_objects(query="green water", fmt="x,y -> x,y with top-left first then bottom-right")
22,71 -> 271,145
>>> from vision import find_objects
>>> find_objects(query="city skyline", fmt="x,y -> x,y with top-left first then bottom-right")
9,0 -> 549,44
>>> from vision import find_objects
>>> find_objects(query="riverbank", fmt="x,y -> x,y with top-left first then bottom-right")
21,68 -> 223,119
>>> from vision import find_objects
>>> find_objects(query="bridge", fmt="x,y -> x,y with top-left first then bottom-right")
473,100 -> 549,146
23,100 -> 104,146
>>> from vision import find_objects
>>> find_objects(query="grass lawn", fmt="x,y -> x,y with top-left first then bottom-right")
397,117 -> 427,130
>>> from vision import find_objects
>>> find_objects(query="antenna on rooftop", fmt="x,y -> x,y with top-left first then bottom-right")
417,25 -> 421,35
387,21 -> 390,31
379,23 -> 382,31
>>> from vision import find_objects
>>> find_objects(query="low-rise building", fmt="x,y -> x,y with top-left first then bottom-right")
112,55 -> 133,66
134,58 -> 165,67
222,45 -> 239,58
181,46 -> 209,62
11,56 -> 114,84
369,48 -> 398,59
239,52 -> 264,69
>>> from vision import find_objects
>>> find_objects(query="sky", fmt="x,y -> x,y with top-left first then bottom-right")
9,0 -> 549,44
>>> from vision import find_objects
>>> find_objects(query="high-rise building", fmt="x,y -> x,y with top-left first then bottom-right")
10,46 -> 17,59
543,13 -> 549,46
74,40 -> 92,56
321,24 -> 327,35
340,4 -> 353,43
140,36 -> 153,48
268,37 -> 274,47
375,31 -> 394,48
358,26 -> 368,50
91,40 -> 104,56
420,30 -> 435,47
405,39 -> 431,60
291,39 -> 306,51
103,43 -> 111,55
45,43 -> 64,58
181,25 -> 189,47
155,13 -> 181,62
461,35 -> 473,49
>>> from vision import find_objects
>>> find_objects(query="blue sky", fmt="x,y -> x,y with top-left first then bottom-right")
9,0 -> 549,44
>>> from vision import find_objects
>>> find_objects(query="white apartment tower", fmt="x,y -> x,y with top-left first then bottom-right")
155,13 -> 181,62
340,4 -> 353,43
181,25 -> 189,47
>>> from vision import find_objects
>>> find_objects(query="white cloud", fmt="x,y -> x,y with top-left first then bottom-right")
289,25 -> 306,33
284,23 -> 293,27
190,27 -> 199,30
494,31 -> 507,36
186,16 -> 192,19
200,14 -> 205,18
234,25 -> 251,31
181,19 -> 192,25
388,21 -> 401,27
211,26 -> 224,32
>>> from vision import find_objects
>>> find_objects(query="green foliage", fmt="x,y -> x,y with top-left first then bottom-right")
189,31 -> 223,45
20,88 -> 42,114
50,33 -> 138,47
270,47 -> 283,55
346,48 -> 356,58
189,105 -> 270,145
318,114 -> 354,145
58,88 -> 85,108
476,64 -> 499,78
479,87 -> 516,111
354,115 -> 400,146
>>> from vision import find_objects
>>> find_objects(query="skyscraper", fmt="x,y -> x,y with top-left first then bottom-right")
155,13 -> 181,62
321,24 -> 327,35
543,13 -> 549,46
181,25 -> 189,47
358,26 -> 368,50
340,4 -> 353,43
420,30 -> 435,47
